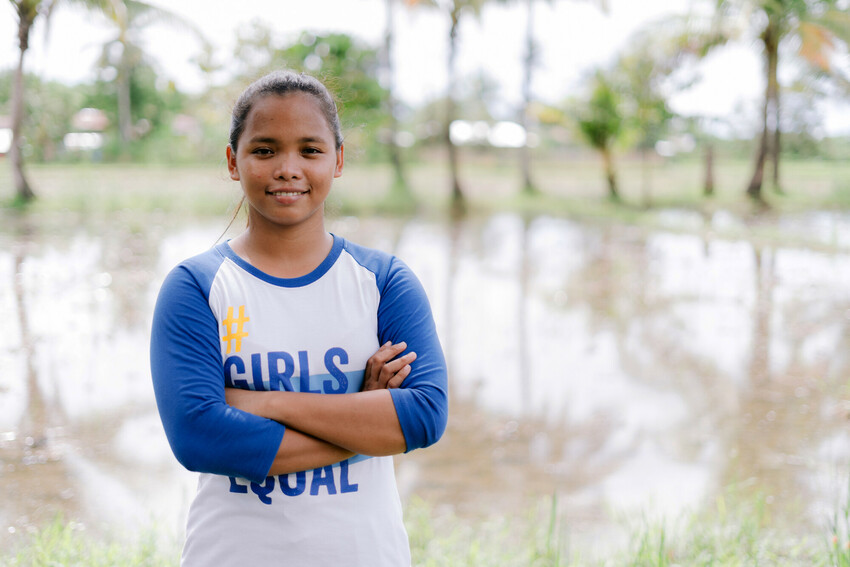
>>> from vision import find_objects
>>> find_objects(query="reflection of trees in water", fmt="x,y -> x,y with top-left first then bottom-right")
552,228 -> 850,528
98,214 -> 165,328
2,215 -> 171,541
726,246 -> 850,527
4,215 -> 79,538
13,218 -> 50,438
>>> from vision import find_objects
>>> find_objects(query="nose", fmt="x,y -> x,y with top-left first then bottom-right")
273,152 -> 301,180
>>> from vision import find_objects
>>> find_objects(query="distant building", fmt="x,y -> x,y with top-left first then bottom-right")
0,115 -> 11,155
64,108 -> 109,152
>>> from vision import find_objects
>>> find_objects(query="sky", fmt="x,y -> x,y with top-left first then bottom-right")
1,0 -> 849,136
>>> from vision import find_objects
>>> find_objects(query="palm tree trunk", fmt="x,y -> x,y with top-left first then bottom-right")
10,4 -> 36,203
602,146 -> 619,200
520,0 -> 536,195
117,62 -> 133,148
384,0 -> 409,197
704,143 -> 715,197
747,18 -> 779,202
640,147 -> 651,207
771,96 -> 781,192
447,6 -> 465,211
747,124 -> 768,201
767,16 -> 781,194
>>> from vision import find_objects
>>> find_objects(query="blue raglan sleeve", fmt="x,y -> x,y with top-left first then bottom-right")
378,257 -> 448,452
150,260 -> 285,483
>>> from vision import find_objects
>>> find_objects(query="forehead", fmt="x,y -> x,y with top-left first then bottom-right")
241,92 -> 334,141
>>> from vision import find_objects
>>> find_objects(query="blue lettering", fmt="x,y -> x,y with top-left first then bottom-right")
228,476 -> 248,494
267,351 -> 295,391
224,356 -> 249,388
299,351 -> 321,393
279,471 -> 306,496
339,460 -> 358,493
310,465 -> 337,495
250,476 -> 275,505
251,353 -> 264,390
323,348 -> 349,394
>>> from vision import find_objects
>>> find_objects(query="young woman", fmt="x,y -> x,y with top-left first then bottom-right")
150,70 -> 448,566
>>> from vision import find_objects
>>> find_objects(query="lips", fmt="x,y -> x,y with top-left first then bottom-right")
267,188 -> 308,196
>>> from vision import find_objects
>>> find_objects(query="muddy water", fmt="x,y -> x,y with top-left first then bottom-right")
1,209 -> 850,552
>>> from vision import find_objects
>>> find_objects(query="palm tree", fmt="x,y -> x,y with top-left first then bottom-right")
405,0 -> 493,212
8,0 -> 45,203
615,30 -> 677,206
97,0 -> 205,151
518,0 -> 608,196
519,0 -> 537,195
383,0 -> 412,201
576,70 -> 623,200
8,0 -> 113,203
693,0 -> 849,200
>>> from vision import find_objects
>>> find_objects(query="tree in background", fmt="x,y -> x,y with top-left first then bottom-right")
517,0 -> 608,196
0,72 -> 87,161
229,26 -> 385,152
8,0 -> 46,203
615,29 -> 677,206
383,0 -> 412,201
96,0 -> 205,154
84,61 -> 188,161
687,0 -> 850,200
574,70 -> 623,200
406,0 -> 493,212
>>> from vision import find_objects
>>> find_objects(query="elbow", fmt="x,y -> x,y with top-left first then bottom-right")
397,386 -> 448,452
167,425 -> 213,473
419,403 -> 448,449
160,404 -> 223,475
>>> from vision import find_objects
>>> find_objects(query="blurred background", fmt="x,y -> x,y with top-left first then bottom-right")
2,0 -> 850,564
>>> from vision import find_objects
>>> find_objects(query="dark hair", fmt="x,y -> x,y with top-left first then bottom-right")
229,70 -> 344,152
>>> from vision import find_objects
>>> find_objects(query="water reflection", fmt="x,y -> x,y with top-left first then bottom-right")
1,210 -> 849,552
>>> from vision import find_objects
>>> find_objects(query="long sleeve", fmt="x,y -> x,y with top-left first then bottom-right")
359,249 -> 448,452
150,257 -> 285,483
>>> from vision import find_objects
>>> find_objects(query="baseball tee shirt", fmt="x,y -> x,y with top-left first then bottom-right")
150,234 -> 448,566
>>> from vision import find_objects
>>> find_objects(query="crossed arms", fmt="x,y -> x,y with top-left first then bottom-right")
225,341 -> 418,475
150,254 -> 448,484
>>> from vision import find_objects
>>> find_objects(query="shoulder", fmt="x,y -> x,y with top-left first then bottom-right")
338,237 -> 412,290
159,244 -> 229,300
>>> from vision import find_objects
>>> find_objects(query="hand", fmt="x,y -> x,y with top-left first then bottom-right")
362,341 -> 417,391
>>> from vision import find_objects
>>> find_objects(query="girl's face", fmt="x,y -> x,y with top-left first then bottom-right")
227,92 -> 343,234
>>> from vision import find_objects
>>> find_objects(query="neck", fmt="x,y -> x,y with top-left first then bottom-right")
230,216 -> 334,279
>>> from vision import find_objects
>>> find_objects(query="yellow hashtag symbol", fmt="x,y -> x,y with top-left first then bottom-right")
222,305 -> 250,354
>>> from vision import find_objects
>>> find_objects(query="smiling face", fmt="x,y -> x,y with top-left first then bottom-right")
227,92 -> 344,236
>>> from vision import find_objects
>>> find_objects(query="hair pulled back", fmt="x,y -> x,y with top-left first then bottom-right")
229,70 -> 344,152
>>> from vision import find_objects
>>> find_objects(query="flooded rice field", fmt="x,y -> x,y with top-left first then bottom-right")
1,208 -> 850,553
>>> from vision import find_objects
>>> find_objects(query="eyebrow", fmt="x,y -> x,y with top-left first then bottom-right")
246,136 -> 330,145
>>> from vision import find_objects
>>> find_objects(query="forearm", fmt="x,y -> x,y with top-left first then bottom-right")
241,389 -> 407,456
267,427 -> 355,476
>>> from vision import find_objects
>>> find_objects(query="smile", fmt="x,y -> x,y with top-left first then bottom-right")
268,190 -> 307,196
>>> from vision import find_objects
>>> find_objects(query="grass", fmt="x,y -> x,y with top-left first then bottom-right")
4,155 -> 849,258
0,517 -> 179,567
2,154 -> 849,218
3,488 -> 847,566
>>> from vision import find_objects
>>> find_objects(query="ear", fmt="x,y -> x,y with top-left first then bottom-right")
226,145 -> 240,181
334,144 -> 344,178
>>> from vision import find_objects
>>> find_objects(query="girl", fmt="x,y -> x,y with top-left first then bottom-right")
150,70 -> 448,566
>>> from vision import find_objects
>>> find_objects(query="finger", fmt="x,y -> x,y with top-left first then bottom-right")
369,341 -> 408,365
376,352 -> 417,387
386,364 -> 412,389
365,342 -> 408,384
378,351 -> 416,377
